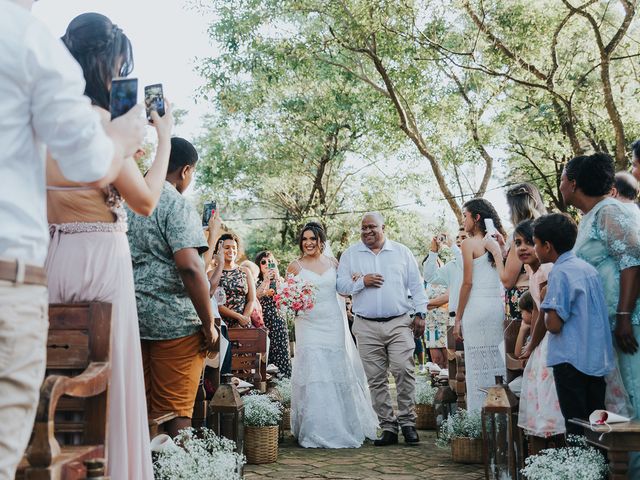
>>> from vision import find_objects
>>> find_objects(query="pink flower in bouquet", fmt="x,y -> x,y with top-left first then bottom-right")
275,274 -> 317,318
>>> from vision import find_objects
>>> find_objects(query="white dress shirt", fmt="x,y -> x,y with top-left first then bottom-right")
422,244 -> 463,313
0,0 -> 114,266
337,239 -> 428,318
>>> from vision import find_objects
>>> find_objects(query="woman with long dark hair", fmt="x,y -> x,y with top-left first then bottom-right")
45,13 -> 173,478
255,250 -> 291,377
453,198 -> 507,412
501,183 -> 547,331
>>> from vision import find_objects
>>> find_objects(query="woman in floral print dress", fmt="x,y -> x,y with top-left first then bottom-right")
255,250 -> 292,377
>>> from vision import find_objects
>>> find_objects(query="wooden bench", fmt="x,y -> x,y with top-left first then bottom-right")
228,327 -> 268,392
570,418 -> 640,479
16,302 -> 112,480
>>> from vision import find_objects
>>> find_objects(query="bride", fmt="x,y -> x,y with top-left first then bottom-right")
286,222 -> 378,448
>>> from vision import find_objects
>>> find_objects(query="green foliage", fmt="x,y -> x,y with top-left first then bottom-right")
192,0 -> 640,255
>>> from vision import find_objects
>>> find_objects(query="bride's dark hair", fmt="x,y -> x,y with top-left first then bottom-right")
298,222 -> 326,254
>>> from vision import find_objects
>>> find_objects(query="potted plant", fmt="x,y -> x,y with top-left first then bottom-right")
521,435 -> 607,480
415,379 -> 437,430
243,393 -> 282,464
436,409 -> 483,464
274,377 -> 292,430
152,427 -> 244,479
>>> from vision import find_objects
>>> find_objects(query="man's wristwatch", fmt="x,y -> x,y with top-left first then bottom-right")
414,312 -> 426,320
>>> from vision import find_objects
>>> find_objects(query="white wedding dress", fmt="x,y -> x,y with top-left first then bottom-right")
290,266 -> 379,448
461,253 -> 506,412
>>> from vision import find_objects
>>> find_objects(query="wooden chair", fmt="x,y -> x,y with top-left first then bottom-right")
228,327 -> 268,392
447,327 -> 466,409
16,302 -> 112,480
504,318 -> 526,382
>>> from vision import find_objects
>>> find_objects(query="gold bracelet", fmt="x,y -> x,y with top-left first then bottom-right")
616,312 -> 632,315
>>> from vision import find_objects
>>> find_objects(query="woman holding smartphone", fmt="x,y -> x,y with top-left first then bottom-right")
255,251 -> 292,377
453,198 -> 507,412
45,13 -> 173,479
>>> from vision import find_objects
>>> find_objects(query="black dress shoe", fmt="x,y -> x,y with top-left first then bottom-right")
401,425 -> 420,444
373,430 -> 398,446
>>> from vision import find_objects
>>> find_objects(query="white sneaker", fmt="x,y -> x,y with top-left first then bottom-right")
418,365 -> 427,374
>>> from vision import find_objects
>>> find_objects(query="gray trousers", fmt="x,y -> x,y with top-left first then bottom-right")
352,313 -> 416,433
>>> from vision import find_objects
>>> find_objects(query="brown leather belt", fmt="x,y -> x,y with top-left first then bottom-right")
0,260 -> 47,286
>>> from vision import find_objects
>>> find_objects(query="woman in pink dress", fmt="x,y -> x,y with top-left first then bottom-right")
45,13 -> 173,479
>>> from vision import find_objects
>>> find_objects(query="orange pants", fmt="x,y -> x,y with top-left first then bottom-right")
141,332 -> 205,418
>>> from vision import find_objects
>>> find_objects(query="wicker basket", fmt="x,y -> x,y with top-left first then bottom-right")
415,403 -> 437,430
451,437 -> 483,464
282,407 -> 291,430
245,425 -> 279,464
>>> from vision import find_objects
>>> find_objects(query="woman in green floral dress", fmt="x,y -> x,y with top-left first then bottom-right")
561,152 -> 640,476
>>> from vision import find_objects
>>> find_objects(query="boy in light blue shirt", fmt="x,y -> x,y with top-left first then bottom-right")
533,213 -> 614,435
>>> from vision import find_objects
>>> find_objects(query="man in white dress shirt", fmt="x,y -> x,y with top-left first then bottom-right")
337,212 -> 428,446
0,1 -> 145,476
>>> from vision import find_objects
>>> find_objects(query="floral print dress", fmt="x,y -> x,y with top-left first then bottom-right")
424,283 -> 449,349
258,283 -> 292,377
220,267 -> 249,328
517,264 -> 565,437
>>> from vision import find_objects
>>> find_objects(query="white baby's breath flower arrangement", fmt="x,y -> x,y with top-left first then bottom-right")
153,427 -> 244,480
521,435 -> 607,480
415,379 -> 437,405
244,392 -> 282,427
435,409 -> 482,448
274,377 -> 292,407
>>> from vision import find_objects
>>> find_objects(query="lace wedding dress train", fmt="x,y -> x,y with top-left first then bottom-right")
290,266 -> 378,448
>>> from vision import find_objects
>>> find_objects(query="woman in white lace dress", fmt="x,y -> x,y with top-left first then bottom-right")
286,222 -> 378,448
454,199 -> 507,412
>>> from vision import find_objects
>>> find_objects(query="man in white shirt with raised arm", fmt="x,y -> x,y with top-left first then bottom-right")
337,212 -> 428,446
423,227 -> 468,319
0,1 -> 145,476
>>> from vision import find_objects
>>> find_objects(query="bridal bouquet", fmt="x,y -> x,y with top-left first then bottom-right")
274,274 -> 316,322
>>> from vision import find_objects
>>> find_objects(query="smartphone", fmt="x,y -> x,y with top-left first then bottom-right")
268,260 -> 277,289
484,218 -> 497,236
202,201 -> 217,226
144,83 -> 165,121
110,78 -> 138,120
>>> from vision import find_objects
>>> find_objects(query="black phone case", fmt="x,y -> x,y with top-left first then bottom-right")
202,202 -> 216,226
110,78 -> 138,120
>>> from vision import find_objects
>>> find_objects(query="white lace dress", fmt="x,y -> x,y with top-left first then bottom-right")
290,266 -> 379,448
461,253 -> 506,412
